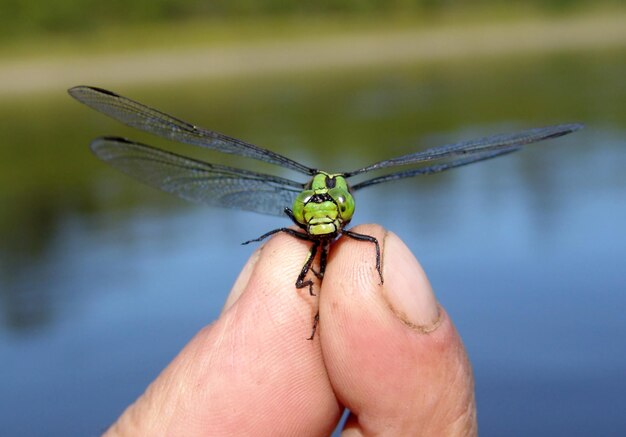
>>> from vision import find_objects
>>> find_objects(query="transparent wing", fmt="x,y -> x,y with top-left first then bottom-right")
90,137 -> 305,217
69,86 -> 316,176
352,146 -> 520,190
345,123 -> 583,177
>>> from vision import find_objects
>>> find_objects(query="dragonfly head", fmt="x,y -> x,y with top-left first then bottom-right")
292,172 -> 354,236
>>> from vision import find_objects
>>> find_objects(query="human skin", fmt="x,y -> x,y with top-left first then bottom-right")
104,224 -> 476,436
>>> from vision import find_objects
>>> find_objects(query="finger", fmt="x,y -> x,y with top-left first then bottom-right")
319,225 -> 476,436
106,231 -> 341,436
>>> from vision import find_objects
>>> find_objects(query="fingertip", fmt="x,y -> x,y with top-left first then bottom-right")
224,228 -> 319,340
320,226 -> 475,435
382,231 -> 441,331
141,229 -> 341,435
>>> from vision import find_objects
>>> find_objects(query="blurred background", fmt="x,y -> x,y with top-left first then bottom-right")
1,1 -> 625,435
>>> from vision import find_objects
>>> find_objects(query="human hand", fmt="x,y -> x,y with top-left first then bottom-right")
104,224 -> 476,436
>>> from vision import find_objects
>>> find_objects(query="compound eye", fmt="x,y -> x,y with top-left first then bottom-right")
336,194 -> 346,211
330,189 -> 355,220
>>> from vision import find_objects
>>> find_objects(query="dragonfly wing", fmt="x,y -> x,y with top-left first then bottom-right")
351,146 -> 521,190
345,123 -> 583,177
90,137 -> 304,217
69,86 -> 316,176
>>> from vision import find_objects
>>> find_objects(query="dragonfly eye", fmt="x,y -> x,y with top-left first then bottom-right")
329,188 -> 355,220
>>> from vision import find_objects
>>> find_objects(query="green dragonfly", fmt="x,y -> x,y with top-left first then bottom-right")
69,85 -> 582,338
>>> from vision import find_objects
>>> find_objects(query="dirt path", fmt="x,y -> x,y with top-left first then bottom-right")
1,11 -> 626,97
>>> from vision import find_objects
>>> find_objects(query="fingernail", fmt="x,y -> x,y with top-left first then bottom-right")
382,232 -> 441,332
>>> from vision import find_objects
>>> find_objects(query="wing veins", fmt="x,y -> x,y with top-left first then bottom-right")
90,136 -> 304,216
351,146 -> 521,190
69,86 -> 316,176
345,123 -> 583,177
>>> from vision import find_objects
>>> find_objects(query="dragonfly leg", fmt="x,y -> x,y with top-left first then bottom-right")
296,241 -> 320,297
310,268 -> 323,280
342,229 -> 384,285
311,241 -> 329,279
243,226 -> 324,337
306,310 -> 320,341
242,227 -> 312,245
243,227 -> 320,295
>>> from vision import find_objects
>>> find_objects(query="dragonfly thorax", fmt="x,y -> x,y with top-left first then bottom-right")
292,172 -> 355,237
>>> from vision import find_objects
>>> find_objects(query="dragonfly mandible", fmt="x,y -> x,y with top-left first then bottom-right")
69,86 -> 583,339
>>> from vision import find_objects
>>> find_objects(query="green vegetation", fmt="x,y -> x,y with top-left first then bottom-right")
1,0 -> 621,40
1,1 -> 624,61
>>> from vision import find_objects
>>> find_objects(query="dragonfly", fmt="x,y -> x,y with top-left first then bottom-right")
69,85 -> 583,339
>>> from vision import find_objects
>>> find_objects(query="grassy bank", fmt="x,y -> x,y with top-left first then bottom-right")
1,7 -> 626,98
